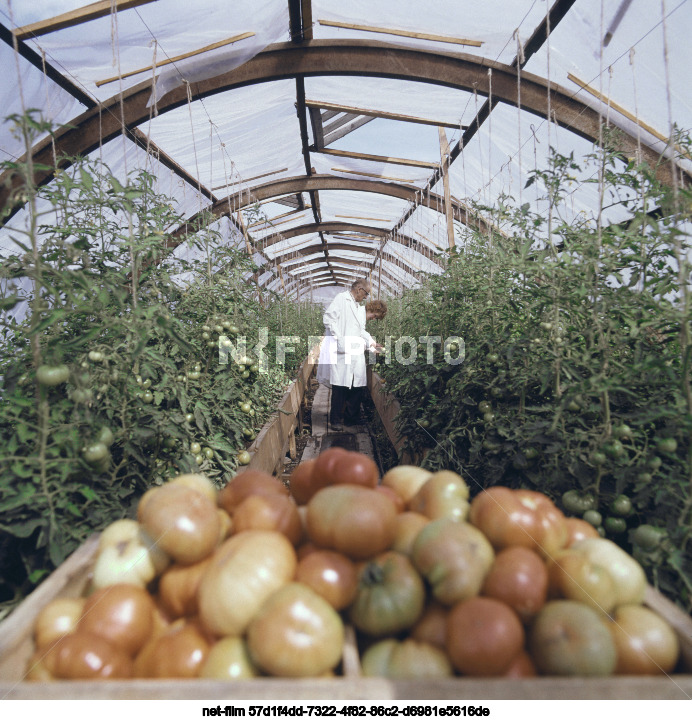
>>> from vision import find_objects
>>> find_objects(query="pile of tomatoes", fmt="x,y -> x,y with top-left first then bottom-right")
26,449 -> 682,681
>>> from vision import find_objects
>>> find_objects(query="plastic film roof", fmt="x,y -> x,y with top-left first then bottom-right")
0,0 -> 690,302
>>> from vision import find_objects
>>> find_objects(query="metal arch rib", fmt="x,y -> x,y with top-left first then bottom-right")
1,38 -> 686,224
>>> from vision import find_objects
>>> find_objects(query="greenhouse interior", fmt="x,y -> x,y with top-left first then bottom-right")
0,0 -> 692,700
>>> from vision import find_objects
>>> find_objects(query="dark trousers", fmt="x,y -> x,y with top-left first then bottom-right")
330,384 -> 364,425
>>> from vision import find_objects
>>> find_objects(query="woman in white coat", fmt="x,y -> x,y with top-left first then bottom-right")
319,280 -> 384,431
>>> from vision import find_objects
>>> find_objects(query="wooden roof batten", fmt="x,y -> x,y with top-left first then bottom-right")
3,37 -> 687,229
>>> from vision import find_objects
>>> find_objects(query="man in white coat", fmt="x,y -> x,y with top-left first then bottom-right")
321,279 -> 382,431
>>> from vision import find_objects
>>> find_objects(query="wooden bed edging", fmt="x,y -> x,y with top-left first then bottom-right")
245,342 -> 321,475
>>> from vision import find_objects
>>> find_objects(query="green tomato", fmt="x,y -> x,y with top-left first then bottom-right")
190,442 -> 202,455
490,386 -> 503,399
249,364 -> 259,374
141,379 -> 152,389
242,427 -> 254,438
163,437 -> 177,449
238,365 -> 246,372
97,427 -> 115,447
478,400 -> 492,414
237,450 -> 251,465
203,447 -> 214,459
185,413 -> 194,423
486,352 -> 499,363
142,390 -> 154,404
610,494 -> 632,517
483,412 -> 495,423
582,509 -> 602,527
418,419 -> 430,428
82,442 -> 109,465
214,325 -> 224,334
202,325 -> 212,333
176,375 -> 185,382
36,364 -> 69,386
647,456 -> 662,471
189,371 -> 201,380
194,454 -> 204,465
240,402 -> 252,414
88,350 -> 104,362
562,490 -> 587,514
604,516 -> 627,535
636,471 -> 653,484
523,447 -> 539,460
613,424 -> 632,440
241,370 -> 251,379
657,437 -> 678,454
71,388 -> 93,404
632,524 -> 665,551
603,440 -> 625,458
228,325 -> 240,336
590,450 -> 607,466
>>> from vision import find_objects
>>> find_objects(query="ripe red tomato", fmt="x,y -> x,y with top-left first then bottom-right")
329,451 -> 379,488
77,583 -> 155,657
295,550 -> 359,611
37,632 -> 133,680
481,546 -> 548,622
312,447 -> 349,486
306,484 -> 397,560
218,469 -> 289,513
447,597 -> 525,676
469,486 -> 568,558
157,557 -> 212,619
409,601 -> 448,649
289,459 -> 318,504
232,493 -> 303,546
134,619 -> 210,678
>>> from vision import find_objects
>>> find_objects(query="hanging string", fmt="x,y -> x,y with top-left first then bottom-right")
515,30 -> 524,208
659,0 -> 680,202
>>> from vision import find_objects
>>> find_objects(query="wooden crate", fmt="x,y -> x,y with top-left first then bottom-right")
3,353 -> 692,698
2,530 -> 692,700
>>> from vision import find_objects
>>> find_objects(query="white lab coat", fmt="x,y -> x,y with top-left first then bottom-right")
319,290 -> 375,388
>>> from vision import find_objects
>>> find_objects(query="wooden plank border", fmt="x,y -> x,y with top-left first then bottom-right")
245,342 -> 321,475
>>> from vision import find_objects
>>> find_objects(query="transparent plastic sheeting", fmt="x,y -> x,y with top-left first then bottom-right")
0,0 -> 290,104
0,0 -> 690,294
0,41 -> 85,164
312,0 -> 551,67
145,80 -> 306,195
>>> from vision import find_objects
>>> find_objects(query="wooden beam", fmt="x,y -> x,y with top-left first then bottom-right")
334,214 -> 395,222
305,99 -> 462,130
262,221 -> 440,262
308,107 -> 325,150
97,31 -> 255,86
322,112 -> 361,136
4,38 -> 685,225
129,128 -> 217,203
331,166 -> 418,183
317,19 -> 482,48
316,147 -> 438,169
247,207 -> 311,228
568,72 -> 685,154
323,115 -> 375,145
14,0 -> 158,40
212,167 -> 288,191
438,127 -> 455,249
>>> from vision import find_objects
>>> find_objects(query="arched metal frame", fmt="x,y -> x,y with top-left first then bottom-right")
1,38 -> 686,288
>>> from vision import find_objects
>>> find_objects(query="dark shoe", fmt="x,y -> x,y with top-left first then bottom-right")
331,423 -> 343,432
